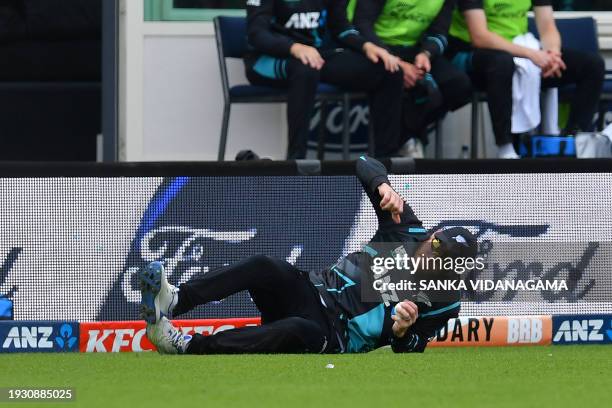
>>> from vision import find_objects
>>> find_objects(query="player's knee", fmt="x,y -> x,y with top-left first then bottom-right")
283,317 -> 326,352
585,52 -> 605,79
248,254 -> 276,269
353,57 -> 401,89
444,73 -> 473,110
388,68 -> 404,86
490,51 -> 515,80
290,63 -> 320,84
456,73 -> 473,98
283,316 -> 310,330
374,62 -> 403,86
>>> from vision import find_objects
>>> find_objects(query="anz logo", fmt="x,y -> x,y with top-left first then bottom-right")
1,323 -> 78,351
2,326 -> 55,349
553,319 -> 607,343
285,12 -> 320,29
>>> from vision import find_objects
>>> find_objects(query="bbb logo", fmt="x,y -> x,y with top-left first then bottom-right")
0,322 -> 79,352
507,318 -> 543,344
553,317 -> 610,344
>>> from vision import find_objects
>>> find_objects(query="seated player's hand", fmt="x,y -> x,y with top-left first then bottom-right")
290,43 -> 325,70
414,52 -> 431,74
392,300 -> 419,337
363,42 -> 400,73
542,50 -> 566,78
377,183 -> 404,224
399,61 -> 420,89
527,49 -> 553,70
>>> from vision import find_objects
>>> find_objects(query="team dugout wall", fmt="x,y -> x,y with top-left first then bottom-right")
1,159 -> 612,325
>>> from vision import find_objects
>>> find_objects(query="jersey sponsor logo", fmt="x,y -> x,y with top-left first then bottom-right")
386,0 -> 443,25
389,9 -> 435,25
488,1 -> 528,18
79,319 -> 260,352
492,2 -> 513,12
430,316 -> 552,347
389,0 -> 417,15
0,321 -> 79,352
285,12 -> 320,29
552,315 -> 612,344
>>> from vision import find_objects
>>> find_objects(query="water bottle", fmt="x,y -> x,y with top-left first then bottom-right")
459,145 -> 470,159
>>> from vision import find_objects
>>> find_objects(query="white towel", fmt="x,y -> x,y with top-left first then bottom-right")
602,122 -> 612,142
511,32 -> 559,134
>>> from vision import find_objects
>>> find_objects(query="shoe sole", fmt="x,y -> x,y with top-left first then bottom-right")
139,262 -> 163,324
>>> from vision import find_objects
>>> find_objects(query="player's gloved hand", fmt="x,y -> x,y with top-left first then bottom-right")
290,43 -> 325,70
392,300 -> 419,338
378,183 -> 404,224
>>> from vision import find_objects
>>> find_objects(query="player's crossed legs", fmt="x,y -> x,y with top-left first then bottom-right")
138,261 -> 190,354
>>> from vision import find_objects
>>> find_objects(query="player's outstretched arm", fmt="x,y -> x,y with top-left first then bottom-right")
355,155 -> 405,226
377,183 -> 404,225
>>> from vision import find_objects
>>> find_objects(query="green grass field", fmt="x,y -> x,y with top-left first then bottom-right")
1,346 -> 611,408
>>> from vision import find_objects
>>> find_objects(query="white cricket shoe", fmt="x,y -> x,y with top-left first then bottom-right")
398,138 -> 425,159
138,261 -> 178,324
146,317 -> 192,355
497,143 -> 520,159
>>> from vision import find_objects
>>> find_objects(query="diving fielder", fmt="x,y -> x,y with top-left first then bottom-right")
139,156 -> 477,354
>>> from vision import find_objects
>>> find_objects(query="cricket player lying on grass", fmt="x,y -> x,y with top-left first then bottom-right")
139,156 -> 477,354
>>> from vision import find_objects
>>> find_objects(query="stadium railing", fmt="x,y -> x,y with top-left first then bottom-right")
1,157 -> 612,178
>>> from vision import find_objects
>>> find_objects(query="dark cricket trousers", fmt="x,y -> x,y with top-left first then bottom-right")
448,44 -> 605,145
391,45 -> 472,145
173,255 -> 335,354
245,50 -> 404,159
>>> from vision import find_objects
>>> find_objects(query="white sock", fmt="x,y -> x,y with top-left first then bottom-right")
498,143 -> 520,159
